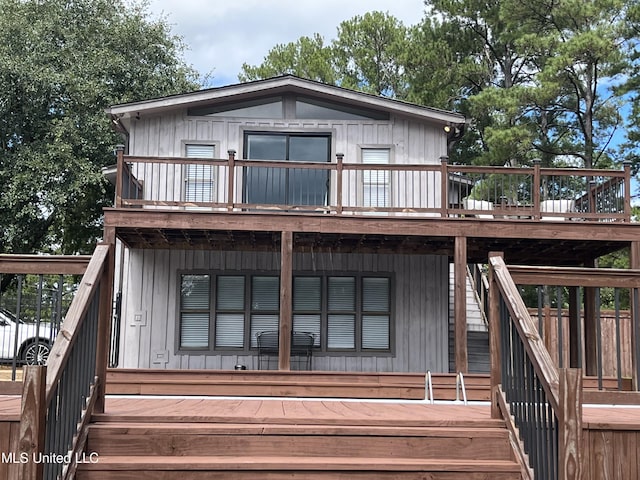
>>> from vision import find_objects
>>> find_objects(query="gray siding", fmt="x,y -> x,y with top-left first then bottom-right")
118,250 -> 449,373
128,113 -> 447,164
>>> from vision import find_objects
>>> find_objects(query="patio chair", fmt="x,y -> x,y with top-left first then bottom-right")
256,330 -> 314,370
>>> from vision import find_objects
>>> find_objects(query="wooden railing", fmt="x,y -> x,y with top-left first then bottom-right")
13,244 -> 113,480
113,147 -> 632,222
508,265 -> 640,395
489,254 -> 583,480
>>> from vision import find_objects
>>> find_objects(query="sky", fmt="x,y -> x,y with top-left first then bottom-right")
146,0 -> 427,87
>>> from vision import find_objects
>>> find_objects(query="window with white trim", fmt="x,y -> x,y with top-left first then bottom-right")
362,148 -> 390,209
185,144 -> 216,203
178,272 -> 392,353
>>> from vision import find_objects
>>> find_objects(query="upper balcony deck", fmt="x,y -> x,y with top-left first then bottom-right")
112,149 -> 632,223
104,149 -> 635,264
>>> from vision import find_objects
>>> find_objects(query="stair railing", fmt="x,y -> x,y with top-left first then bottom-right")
468,263 -> 489,326
455,371 -> 468,405
489,253 -> 582,480
17,244 -> 113,480
424,371 -> 434,403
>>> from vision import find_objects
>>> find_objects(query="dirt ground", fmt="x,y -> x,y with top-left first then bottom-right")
0,365 -> 23,382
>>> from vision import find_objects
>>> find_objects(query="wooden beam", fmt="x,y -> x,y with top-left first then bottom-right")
103,208 -> 640,243
454,237 -> 468,373
0,255 -> 90,275
508,265 -> 640,288
558,368 -> 582,480
18,366 -> 46,480
279,231 -> 293,371
488,252 -> 503,420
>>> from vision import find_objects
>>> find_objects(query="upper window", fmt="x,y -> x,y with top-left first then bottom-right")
362,148 -> 390,209
187,94 -> 389,120
184,144 -> 216,203
178,272 -> 392,354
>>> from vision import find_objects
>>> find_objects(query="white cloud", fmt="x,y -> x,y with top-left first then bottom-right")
147,0 -> 426,86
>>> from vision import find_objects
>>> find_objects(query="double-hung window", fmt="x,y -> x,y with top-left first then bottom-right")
178,272 -> 392,353
362,148 -> 390,209
185,144 -> 216,203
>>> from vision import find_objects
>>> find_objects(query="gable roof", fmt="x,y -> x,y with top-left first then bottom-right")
107,75 -> 465,125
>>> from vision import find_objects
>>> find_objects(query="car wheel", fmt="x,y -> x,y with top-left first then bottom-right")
22,341 -> 51,365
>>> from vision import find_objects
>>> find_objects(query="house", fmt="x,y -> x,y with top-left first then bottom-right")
2,75 -> 640,479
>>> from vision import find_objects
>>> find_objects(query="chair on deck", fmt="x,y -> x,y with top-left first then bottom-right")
256,330 -> 314,370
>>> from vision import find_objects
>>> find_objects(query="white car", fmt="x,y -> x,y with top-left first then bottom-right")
0,308 -> 54,365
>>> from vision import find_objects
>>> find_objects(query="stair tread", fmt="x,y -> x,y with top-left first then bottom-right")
88,422 -> 509,437
79,455 -> 522,472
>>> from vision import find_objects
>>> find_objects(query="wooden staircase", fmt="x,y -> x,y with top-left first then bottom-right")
76,395 -> 525,479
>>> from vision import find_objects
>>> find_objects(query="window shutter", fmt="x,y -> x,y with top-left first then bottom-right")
250,276 -> 280,347
327,277 -> 355,349
328,314 -> 355,349
180,275 -> 210,349
293,276 -> 321,346
362,277 -> 390,350
185,144 -> 215,202
215,276 -> 245,348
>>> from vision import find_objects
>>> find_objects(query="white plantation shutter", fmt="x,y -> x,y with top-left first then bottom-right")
362,149 -> 390,208
185,144 -> 215,202
250,276 -> 280,347
327,277 -> 356,349
215,276 -> 245,348
362,278 -> 390,349
293,276 -> 321,346
179,275 -> 210,348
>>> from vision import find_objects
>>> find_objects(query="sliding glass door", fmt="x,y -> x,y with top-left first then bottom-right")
244,133 -> 331,207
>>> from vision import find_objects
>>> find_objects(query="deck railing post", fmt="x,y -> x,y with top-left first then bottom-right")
440,156 -> 449,217
227,149 -> 236,210
336,153 -> 344,214
115,145 -> 125,208
94,241 -> 114,414
18,366 -> 47,480
488,251 -> 504,419
623,160 -> 632,221
532,159 -> 541,220
558,368 -> 582,480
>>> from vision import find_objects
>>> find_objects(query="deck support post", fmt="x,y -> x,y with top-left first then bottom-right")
583,258 -> 598,376
95,235 -> 115,413
454,236 -> 468,373
18,366 -> 46,480
558,367 -> 582,480
631,241 -> 640,390
488,251 -> 503,419
568,287 -> 581,369
279,231 -> 293,371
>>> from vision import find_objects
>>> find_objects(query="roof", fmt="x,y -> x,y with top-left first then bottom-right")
106,75 -> 465,125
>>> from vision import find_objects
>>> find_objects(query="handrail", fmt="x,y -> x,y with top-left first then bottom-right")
424,371 -> 434,403
489,254 -> 582,480
16,244 -> 112,480
455,371 -> 468,405
114,151 -> 631,222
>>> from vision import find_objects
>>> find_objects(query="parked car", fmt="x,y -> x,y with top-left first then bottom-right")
0,308 -> 54,365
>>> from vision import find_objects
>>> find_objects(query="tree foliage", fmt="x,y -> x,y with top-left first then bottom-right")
241,1 -> 640,179
0,0 -> 199,255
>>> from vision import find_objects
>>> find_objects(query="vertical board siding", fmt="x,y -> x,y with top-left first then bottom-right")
119,250 -> 448,373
